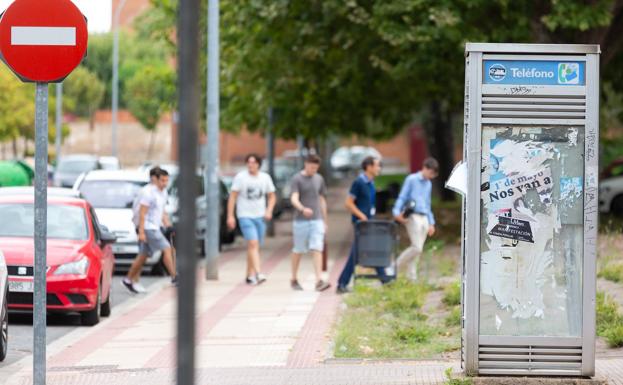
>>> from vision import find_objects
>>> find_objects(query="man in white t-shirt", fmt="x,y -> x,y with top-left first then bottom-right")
122,167 -> 177,293
227,153 -> 276,285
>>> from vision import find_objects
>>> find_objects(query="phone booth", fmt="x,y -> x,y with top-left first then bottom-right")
461,43 -> 600,376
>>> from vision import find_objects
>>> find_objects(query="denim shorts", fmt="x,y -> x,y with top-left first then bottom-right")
238,217 -> 266,244
139,229 -> 171,257
292,219 -> 325,254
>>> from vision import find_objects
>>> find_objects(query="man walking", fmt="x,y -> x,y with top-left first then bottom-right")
122,166 -> 177,293
289,155 -> 330,291
227,153 -> 276,285
392,157 -> 439,281
336,156 -> 391,293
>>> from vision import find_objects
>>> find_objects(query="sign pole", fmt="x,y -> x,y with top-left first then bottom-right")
55,82 -> 62,163
33,82 -> 49,385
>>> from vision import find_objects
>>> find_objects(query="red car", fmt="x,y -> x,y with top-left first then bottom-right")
0,188 -> 115,326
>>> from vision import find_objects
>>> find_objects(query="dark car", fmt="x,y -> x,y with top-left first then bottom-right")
165,167 -> 237,253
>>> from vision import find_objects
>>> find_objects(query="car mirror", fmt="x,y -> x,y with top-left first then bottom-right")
99,225 -> 117,245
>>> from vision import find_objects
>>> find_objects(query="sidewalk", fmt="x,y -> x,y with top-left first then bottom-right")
1,186 -> 622,384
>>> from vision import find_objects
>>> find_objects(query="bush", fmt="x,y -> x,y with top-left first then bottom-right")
599,262 -> 623,283
395,324 -> 434,343
596,291 -> 622,335
604,324 -> 623,348
445,307 -> 462,327
442,281 -> 461,307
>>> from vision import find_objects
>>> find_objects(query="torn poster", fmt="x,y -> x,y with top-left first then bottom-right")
479,126 -> 584,337
488,216 -> 534,243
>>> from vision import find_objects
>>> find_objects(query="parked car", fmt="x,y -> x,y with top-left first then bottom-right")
330,146 -> 381,174
599,157 -> 623,216
0,248 -> 7,361
73,170 -> 160,271
98,156 -> 120,171
261,157 -> 299,217
0,188 -> 115,326
53,154 -> 101,188
165,166 -> 237,252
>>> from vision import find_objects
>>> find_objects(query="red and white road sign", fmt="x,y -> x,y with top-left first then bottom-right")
0,0 -> 87,83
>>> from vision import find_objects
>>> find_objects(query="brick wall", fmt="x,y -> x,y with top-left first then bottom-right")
112,0 -> 151,28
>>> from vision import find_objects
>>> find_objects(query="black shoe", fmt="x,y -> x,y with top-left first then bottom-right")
122,278 -> 138,294
336,286 -> 350,294
315,280 -> 331,292
291,280 -> 303,291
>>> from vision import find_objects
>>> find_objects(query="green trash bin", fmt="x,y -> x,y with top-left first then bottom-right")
0,160 -> 34,187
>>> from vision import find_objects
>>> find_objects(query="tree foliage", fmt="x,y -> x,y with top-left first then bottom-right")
126,64 -> 176,157
63,66 -> 105,121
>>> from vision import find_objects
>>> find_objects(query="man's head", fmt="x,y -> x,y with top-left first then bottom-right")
303,154 -> 321,176
361,156 -> 381,178
421,157 -> 439,180
149,166 -> 162,183
245,153 -> 262,175
153,167 -> 170,190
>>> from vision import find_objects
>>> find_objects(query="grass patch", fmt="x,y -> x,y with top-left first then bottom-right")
375,173 -> 407,192
442,281 -> 461,307
598,261 -> 623,283
596,291 -> 623,348
444,367 -> 472,385
334,278 -> 460,359
445,307 -> 462,327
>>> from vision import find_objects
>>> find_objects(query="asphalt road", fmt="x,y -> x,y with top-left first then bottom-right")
1,274 -> 164,367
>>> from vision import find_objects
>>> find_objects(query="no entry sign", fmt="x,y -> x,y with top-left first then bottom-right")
0,0 -> 87,83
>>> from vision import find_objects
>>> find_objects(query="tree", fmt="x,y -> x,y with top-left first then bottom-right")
125,64 -> 176,158
142,0 -> 623,199
63,67 -> 106,129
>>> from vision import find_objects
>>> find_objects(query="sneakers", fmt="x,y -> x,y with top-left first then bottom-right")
315,280 -> 331,292
134,282 -> 148,293
291,280 -> 303,291
336,285 -> 351,294
121,278 -> 138,294
256,273 -> 267,285
171,276 -> 178,287
245,276 -> 258,285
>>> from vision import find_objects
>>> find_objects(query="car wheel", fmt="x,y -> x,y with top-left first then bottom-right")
81,288 -> 101,326
0,289 -> 8,362
100,286 -> 111,317
611,195 -> 623,217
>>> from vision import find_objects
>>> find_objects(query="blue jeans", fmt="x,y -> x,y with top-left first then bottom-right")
337,227 -> 389,288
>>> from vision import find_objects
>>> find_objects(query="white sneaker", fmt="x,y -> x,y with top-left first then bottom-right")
134,283 -> 147,293
256,273 -> 267,284
245,276 -> 258,285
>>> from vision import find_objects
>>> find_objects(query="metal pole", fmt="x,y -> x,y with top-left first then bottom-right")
204,0 -> 220,280
55,83 -> 62,164
34,82 -> 49,385
266,107 -> 275,237
177,0 -> 200,383
296,134 -> 304,169
111,0 -> 128,158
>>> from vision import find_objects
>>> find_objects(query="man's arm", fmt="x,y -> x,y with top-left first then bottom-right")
226,191 -> 238,229
162,211 -> 171,228
265,192 -> 276,220
392,177 -> 411,222
345,195 -> 367,221
319,195 -> 328,222
426,187 -> 436,235
138,205 -> 148,241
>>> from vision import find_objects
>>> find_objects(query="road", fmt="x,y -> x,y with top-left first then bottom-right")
2,274 -> 164,367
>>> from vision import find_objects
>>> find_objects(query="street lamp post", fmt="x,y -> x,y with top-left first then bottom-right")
111,0 -> 129,158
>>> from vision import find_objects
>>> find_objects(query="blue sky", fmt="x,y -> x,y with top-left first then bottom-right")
0,0 -> 112,33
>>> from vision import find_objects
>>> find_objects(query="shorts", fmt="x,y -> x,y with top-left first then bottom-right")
139,229 -> 171,257
239,217 -> 266,244
292,219 -> 325,254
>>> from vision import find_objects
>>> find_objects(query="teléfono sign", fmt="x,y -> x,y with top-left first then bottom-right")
484,60 -> 585,86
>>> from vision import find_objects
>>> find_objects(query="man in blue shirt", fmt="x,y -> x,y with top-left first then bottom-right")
336,156 -> 390,293
392,157 -> 439,281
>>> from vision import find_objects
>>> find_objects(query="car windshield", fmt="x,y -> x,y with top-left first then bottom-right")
57,159 -> 97,173
0,203 -> 88,240
79,180 -> 147,209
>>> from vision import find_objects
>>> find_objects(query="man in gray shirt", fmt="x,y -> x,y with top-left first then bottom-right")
289,155 -> 330,291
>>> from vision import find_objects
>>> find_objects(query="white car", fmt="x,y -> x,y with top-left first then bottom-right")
0,249 -> 8,361
73,170 -> 162,271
